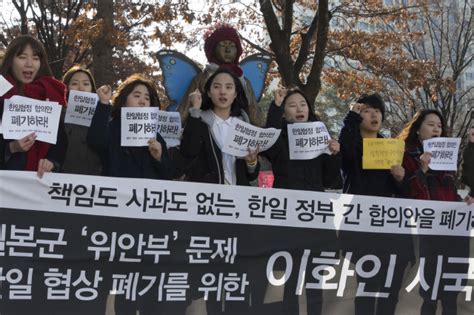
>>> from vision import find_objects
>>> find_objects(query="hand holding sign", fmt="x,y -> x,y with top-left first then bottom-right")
327,139 -> 340,155
390,165 -> 405,182
9,132 -> 37,153
419,152 -> 432,173
245,147 -> 259,167
97,85 -> 112,104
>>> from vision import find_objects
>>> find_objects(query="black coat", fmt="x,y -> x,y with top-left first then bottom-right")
339,110 -> 402,197
463,142 -> 474,197
62,123 -> 102,175
262,102 -> 341,191
87,102 -> 172,180
180,109 -> 259,185
339,110 -> 413,263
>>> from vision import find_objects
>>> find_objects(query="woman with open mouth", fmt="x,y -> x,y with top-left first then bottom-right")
179,67 -> 260,314
399,109 -> 470,315
0,35 -> 67,178
260,86 -> 341,315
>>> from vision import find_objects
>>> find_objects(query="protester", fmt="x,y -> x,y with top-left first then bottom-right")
0,35 -> 67,177
260,87 -> 341,314
462,126 -> 474,204
180,67 -> 259,314
263,87 -> 341,190
180,67 -> 259,186
398,109 -> 469,315
61,65 -> 102,175
87,73 -> 172,180
0,48 -> 5,168
339,94 -> 413,315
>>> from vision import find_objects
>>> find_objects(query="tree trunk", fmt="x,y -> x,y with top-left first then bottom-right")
259,0 -> 329,106
92,0 -> 114,87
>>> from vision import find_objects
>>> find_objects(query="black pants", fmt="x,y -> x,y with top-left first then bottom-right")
419,236 -> 470,315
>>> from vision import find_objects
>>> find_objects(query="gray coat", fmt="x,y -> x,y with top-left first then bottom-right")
62,123 -> 102,175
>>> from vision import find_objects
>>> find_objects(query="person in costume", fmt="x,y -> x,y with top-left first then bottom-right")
178,23 -> 259,126
0,35 -> 67,177
157,23 -> 271,180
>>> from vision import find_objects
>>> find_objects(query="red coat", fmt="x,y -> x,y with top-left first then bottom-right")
1,75 -> 67,171
402,143 -> 460,201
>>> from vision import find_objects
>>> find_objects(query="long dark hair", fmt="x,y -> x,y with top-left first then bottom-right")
1,35 -> 52,82
281,87 -> 319,122
62,65 -> 97,93
397,109 -> 447,146
111,74 -> 161,119
201,68 -> 249,117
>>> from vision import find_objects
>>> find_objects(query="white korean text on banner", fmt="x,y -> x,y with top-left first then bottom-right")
287,122 -> 331,160
64,90 -> 99,127
0,171 -> 473,314
121,107 -> 159,146
2,95 -> 62,144
423,137 -> 461,171
222,119 -> 281,157
156,111 -> 182,148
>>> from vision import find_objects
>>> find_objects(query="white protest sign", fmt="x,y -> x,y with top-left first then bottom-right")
2,95 -> 62,144
423,137 -> 461,171
0,75 -> 13,97
121,107 -> 159,146
222,119 -> 281,157
156,111 -> 182,148
288,122 -> 331,160
64,90 -> 98,127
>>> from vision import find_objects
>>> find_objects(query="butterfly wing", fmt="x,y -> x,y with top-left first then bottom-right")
240,54 -> 272,102
157,50 -> 201,111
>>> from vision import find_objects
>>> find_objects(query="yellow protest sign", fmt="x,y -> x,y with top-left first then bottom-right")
362,138 -> 405,169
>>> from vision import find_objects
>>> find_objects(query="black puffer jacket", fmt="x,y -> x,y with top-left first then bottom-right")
339,110 -> 402,197
180,108 -> 259,185
262,101 -> 341,191
87,102 -> 172,180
